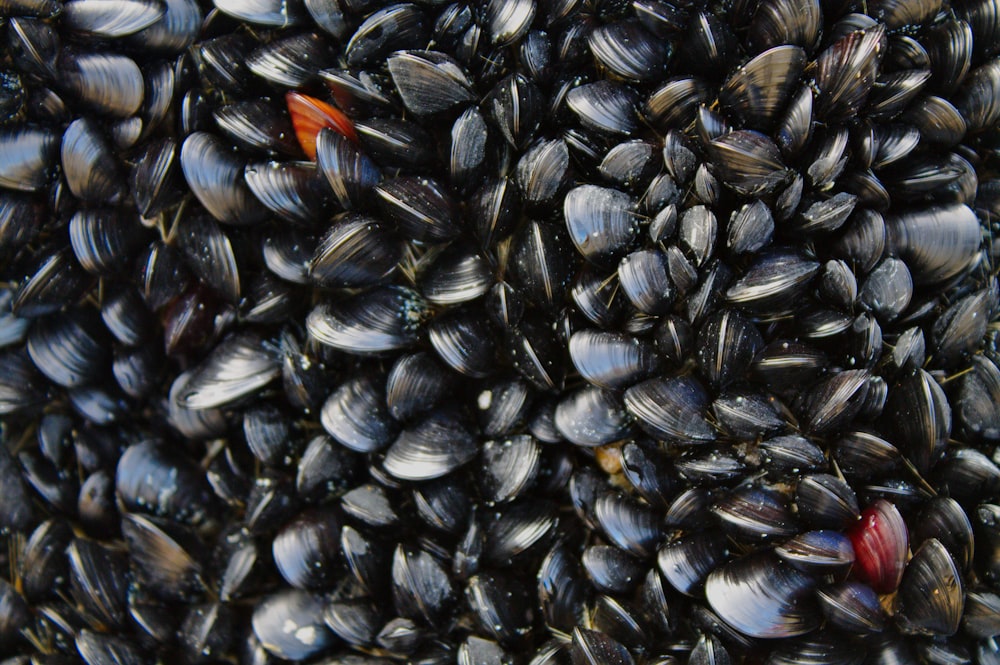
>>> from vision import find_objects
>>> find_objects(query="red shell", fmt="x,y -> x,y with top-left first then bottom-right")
285,91 -> 356,160
847,499 -> 909,593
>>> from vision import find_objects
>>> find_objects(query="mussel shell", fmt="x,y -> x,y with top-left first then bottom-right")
385,351 -> 455,423
617,248 -> 675,315
885,204 -> 980,284
0,439 -> 39,528
567,80 -> 640,136
646,77 -> 709,131
176,214 -> 240,302
796,474 -> 860,529
68,538 -> 129,629
387,49 -> 475,115
774,529 -> 856,577
0,126 -> 59,192
847,499 -> 909,593
569,329 -> 660,390
272,507 -> 341,589
321,373 -> 399,453
307,286 -> 431,354
594,491 -> 662,558
60,51 -> 144,117
26,308 -> 107,388
480,434 -> 541,504
705,552 -> 820,639
589,20 -> 667,81
537,540 -> 589,631
748,0 -> 820,51
116,440 -> 217,526
657,530 -> 729,596
554,385 -> 633,447
61,117 -> 124,203
510,220 -> 575,311
428,308 -> 499,378
711,484 -> 797,541
466,571 -> 534,647
392,543 -> 455,628
177,331 -> 280,409
623,375 -> 716,444
180,132 -> 266,226
244,160 -> 332,225
310,213 -> 402,288
956,59 -> 1000,132
261,229 -> 316,284
214,98 -> 303,158
896,538 -> 964,636
383,409 -> 477,481
816,581 -> 886,634
374,176 -> 460,243
696,308 -> 763,390
814,25 -> 886,122
252,590 -> 333,660
881,368 -> 951,473
121,513 -> 205,601
346,487 -> 402,530
421,247 -> 493,306
726,247 -> 820,315
564,185 -> 639,267
913,496 -> 975,573
719,46 -> 806,129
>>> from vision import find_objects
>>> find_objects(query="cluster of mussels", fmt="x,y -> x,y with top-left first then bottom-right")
4,0 -> 1000,662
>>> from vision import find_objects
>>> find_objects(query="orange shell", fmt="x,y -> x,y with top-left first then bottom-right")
286,91 -> 357,160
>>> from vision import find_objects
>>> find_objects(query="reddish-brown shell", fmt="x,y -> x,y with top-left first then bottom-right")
847,499 -> 909,593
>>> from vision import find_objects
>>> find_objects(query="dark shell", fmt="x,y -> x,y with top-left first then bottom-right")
720,46 -> 806,129
589,21 -> 668,81
814,25 -> 886,122
310,213 -> 402,288
307,286 -> 431,354
273,507 -> 341,589
885,204 -> 980,284
121,513 -> 205,601
564,185 -> 639,267
60,51 -> 145,117
388,49 -> 475,115
711,484 -> 797,541
882,368 -> 951,473
383,409 -> 477,481
346,4 -> 429,67
696,309 -> 763,390
392,543 -> 455,627
567,81 -> 640,135
624,376 -> 716,444
555,385 -> 633,447
116,440 -> 218,526
26,308 -> 107,388
705,552 -> 820,639
375,176 -> 460,243
816,581 -> 886,633
252,590 -> 333,661
177,331 -> 280,409
774,529 -> 855,577
62,117 -> 124,204
181,132 -> 266,226
707,130 -> 789,196
569,329 -> 661,390
657,530 -> 729,596
896,538 -> 964,636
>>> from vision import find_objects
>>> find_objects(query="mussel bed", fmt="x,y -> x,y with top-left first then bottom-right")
2,0 -> 1000,663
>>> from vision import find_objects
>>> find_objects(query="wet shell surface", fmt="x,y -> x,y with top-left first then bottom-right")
0,0 -> 999,664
